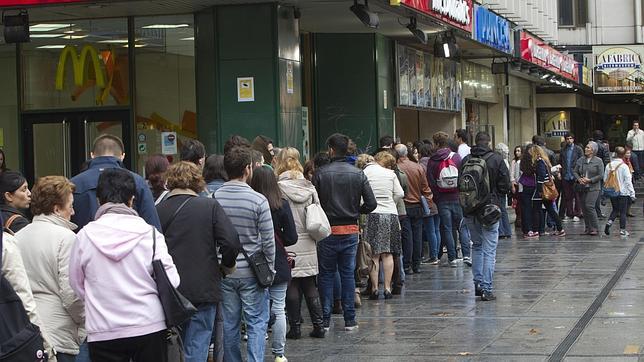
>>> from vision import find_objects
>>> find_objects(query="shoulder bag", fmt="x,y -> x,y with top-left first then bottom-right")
240,246 -> 274,288
305,193 -> 331,241
541,160 -> 559,201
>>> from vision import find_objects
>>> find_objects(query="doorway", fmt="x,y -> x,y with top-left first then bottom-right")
22,109 -> 130,184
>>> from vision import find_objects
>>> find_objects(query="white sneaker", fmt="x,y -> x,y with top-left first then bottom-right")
573,216 -> 580,222
463,257 -> 472,266
275,355 -> 288,362
620,230 -> 630,237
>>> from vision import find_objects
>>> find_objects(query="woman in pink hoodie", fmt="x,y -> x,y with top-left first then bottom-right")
69,168 -> 179,361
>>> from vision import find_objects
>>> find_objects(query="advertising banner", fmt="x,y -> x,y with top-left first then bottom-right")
593,45 -> 644,94
520,32 -> 579,82
396,0 -> 473,33
0,0 -> 86,5
472,4 -> 512,54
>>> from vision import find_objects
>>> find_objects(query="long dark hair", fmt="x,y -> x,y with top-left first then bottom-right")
513,146 -> 522,161
0,171 -> 26,204
250,166 -> 283,210
520,144 -> 535,176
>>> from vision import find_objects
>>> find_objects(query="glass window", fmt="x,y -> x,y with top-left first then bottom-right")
0,38 -> 19,171
21,19 -> 130,110
134,15 -> 196,175
558,0 -> 574,26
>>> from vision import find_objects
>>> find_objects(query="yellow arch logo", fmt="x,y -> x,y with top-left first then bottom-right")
55,45 -> 106,91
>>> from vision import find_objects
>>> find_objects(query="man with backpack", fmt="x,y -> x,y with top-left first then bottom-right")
427,132 -> 466,267
459,132 -> 510,301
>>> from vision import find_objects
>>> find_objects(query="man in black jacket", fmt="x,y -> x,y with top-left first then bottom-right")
461,132 -> 510,302
560,133 -> 584,221
313,133 -> 377,331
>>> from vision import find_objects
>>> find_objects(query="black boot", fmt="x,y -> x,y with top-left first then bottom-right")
286,322 -> 301,339
306,296 -> 326,338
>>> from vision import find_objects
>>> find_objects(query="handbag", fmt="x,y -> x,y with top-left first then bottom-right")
151,228 -> 197,327
305,193 -> 331,241
356,237 -> 375,278
542,164 -> 559,201
240,247 -> 274,288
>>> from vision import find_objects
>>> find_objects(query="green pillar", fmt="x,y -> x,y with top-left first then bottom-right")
313,33 -> 394,153
196,3 -> 302,153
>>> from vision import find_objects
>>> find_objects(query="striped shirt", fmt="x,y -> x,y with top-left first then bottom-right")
215,180 -> 275,279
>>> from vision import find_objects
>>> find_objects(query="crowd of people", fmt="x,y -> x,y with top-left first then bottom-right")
0,123 -> 639,362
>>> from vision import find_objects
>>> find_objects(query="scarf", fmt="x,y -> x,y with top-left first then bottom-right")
95,202 -> 138,220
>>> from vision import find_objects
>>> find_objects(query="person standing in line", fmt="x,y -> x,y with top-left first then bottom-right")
215,147 -> 275,362
363,151 -> 404,299
15,176 -> 83,362
252,135 -> 276,168
145,154 -> 170,203
626,121 -> 644,172
461,132 -> 510,301
313,133 -> 376,332
455,129 -> 471,160
531,146 -> 566,237
593,130 -> 611,219
275,147 -> 326,339
510,146 -> 523,231
560,133 -> 584,222
0,171 -> 31,233
157,162 -> 240,362
71,134 -> 161,231
495,143 -> 512,239
180,139 -> 207,169
574,142 -> 604,236
69,168 -> 179,361
604,147 -> 636,237
204,154 -> 228,195
418,143 -> 441,264
519,144 -> 539,238
250,166 -> 298,362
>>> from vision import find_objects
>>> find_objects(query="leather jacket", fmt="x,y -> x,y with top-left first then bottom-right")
313,158 -> 377,226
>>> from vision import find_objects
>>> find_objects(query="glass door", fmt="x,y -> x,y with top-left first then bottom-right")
23,110 -> 130,184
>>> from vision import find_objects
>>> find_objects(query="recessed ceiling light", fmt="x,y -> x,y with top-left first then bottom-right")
64,35 -> 88,39
30,34 -> 64,38
122,43 -> 148,48
180,37 -> 194,41
98,39 -> 129,44
142,24 -> 189,29
30,24 -> 74,32
37,45 -> 66,49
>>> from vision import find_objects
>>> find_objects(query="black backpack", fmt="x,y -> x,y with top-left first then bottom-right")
0,228 -> 48,362
458,153 -> 493,216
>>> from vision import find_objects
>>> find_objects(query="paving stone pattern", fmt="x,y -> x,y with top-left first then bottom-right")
279,206 -> 644,361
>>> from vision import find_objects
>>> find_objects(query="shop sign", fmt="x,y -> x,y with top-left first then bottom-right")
0,0 -> 87,6
579,64 -> 592,87
592,45 -> 644,94
472,4 -> 512,54
394,0 -> 473,33
520,32 -> 578,82
55,45 -> 114,105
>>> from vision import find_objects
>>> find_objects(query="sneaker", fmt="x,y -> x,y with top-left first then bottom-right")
275,355 -> 288,362
620,230 -> 630,237
463,257 -> 472,267
429,258 -> 439,265
524,231 -> 539,239
474,283 -> 483,297
384,290 -> 393,299
481,291 -> 496,301
604,223 -> 612,235
323,319 -> 330,332
449,260 -> 458,268
242,333 -> 248,341
344,320 -> 359,331
573,216 -> 580,222
553,230 -> 566,237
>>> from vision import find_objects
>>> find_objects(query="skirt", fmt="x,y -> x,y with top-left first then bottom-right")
364,213 -> 402,255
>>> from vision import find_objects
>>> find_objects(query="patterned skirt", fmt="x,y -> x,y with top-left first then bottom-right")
363,213 -> 402,255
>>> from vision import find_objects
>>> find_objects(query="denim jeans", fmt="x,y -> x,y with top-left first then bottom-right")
318,234 -> 358,324
465,217 -> 499,293
333,272 -> 341,300
405,206 -> 424,269
498,195 -> 512,237
458,217 -> 471,259
609,196 -> 630,229
75,341 -> 90,362
180,303 -> 217,362
437,200 -> 462,261
269,282 -> 288,356
424,214 -> 441,259
400,215 -> 412,269
221,277 -> 269,362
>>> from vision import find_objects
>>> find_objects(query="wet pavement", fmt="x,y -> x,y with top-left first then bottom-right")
280,206 -> 644,361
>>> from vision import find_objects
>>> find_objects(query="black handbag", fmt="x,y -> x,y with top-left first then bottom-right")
151,228 -> 197,327
240,246 -> 274,288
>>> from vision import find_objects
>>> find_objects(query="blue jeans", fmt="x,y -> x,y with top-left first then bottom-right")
498,195 -> 512,237
75,341 -> 90,362
333,272 -> 341,300
437,200 -> 462,261
400,216 -> 412,269
180,303 -> 217,362
459,218 -> 471,259
269,282 -> 288,356
424,215 -> 441,259
465,217 -> 499,293
318,234 -> 358,324
221,277 -> 269,362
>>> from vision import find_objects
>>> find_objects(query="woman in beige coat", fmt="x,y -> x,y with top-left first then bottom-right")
15,176 -> 83,362
275,147 -> 326,340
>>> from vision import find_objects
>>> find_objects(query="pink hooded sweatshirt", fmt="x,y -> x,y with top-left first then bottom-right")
69,213 -> 179,342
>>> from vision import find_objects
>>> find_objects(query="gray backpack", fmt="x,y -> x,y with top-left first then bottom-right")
458,153 -> 493,216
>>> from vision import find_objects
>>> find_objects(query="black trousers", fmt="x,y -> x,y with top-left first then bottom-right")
286,276 -> 322,325
88,330 -> 167,362
609,196 -> 629,229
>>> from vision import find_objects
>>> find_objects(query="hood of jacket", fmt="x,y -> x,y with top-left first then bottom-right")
83,213 -> 153,262
471,145 -> 493,157
430,148 -> 452,161
278,172 -> 316,204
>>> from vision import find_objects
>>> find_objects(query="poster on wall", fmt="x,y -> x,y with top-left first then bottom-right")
286,62 -> 294,94
593,45 -> 644,94
161,132 -> 178,155
408,48 -> 417,106
237,77 -> 255,102
416,51 -> 425,107
397,44 -> 410,106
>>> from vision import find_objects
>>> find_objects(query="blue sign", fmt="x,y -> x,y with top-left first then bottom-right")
473,5 -> 512,54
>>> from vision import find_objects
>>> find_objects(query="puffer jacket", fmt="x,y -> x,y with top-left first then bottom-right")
15,214 -> 84,354
278,171 -> 320,278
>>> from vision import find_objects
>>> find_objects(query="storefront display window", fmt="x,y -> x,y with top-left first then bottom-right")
134,15 -> 196,174
21,19 -> 130,110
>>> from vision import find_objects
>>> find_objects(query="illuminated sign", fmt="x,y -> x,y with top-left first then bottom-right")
395,0 -> 473,33
0,0 -> 87,6
520,32 -> 579,83
593,45 -> 644,94
472,4 -> 512,54
55,45 -> 111,104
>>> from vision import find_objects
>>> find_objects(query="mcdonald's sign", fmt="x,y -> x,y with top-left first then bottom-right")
55,45 -> 105,91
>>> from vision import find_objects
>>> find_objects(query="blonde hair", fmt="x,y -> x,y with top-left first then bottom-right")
356,154 -> 374,169
374,151 -> 396,170
274,147 -> 304,176
166,161 -> 206,193
530,145 -> 552,169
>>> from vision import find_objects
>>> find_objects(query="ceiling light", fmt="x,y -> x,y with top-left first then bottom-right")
406,17 -> 427,44
30,23 -> 73,32
142,24 -> 189,29
350,0 -> 379,28
64,35 -> 88,40
180,37 -> 195,41
30,33 -> 64,38
541,73 -> 551,79
98,39 -> 129,44
37,45 -> 66,49
122,43 -> 147,48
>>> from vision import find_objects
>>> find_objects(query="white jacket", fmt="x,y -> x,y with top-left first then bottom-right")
627,129 -> 644,151
604,160 -> 636,198
363,163 -> 404,215
15,215 -> 84,355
